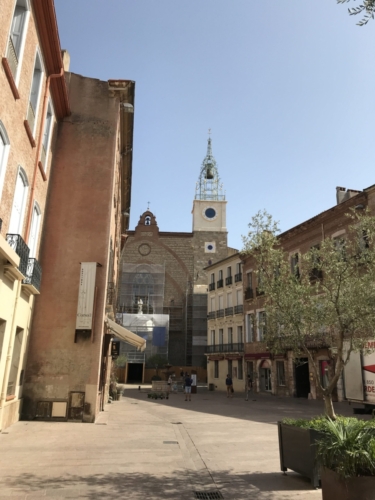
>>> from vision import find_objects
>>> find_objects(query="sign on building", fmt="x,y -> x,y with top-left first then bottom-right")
76,262 -> 97,330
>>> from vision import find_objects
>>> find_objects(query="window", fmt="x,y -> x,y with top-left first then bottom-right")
144,215 -> 151,225
210,330 -> 215,345
0,121 -> 10,201
333,236 -> 346,260
210,297 -> 215,312
258,311 -> 266,341
219,329 -> 223,345
236,263 -> 241,274
6,0 -> 30,83
291,253 -> 300,279
246,313 -> 254,342
7,327 -> 24,398
238,358 -> 243,380
228,327 -> 233,345
247,271 -> 253,289
28,202 -> 41,258
218,270 -> 223,280
218,295 -> 223,310
227,359 -> 233,378
27,51 -> 44,135
227,267 -> 231,277
8,167 -> 29,235
277,361 -> 286,386
237,325 -> 243,343
210,273 -> 215,284
214,360 -> 219,378
227,292 -> 232,307
40,101 -> 54,171
236,289 -> 243,306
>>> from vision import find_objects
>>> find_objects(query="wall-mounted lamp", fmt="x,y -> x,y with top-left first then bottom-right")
120,102 -> 134,113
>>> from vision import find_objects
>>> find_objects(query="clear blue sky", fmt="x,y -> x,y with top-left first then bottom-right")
55,0 -> 375,250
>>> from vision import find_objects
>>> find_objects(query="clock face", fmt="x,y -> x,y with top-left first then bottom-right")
204,207 -> 216,219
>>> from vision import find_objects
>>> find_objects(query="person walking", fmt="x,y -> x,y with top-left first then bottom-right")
184,373 -> 193,401
167,375 -> 172,394
245,374 -> 253,401
226,374 -> 233,398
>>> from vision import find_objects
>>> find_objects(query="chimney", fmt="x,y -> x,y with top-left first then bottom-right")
336,186 -> 361,205
61,49 -> 70,72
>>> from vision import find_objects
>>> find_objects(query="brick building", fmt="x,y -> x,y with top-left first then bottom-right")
0,0 -> 70,430
118,138 -> 234,379
242,185 -> 375,401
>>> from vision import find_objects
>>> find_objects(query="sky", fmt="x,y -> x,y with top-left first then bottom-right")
54,0 -> 375,250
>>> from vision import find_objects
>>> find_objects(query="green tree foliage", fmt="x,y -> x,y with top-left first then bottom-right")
145,354 -> 168,369
338,0 -> 375,25
242,209 -> 375,418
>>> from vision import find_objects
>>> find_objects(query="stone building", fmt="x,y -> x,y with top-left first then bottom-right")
0,0 -> 70,430
241,185 -> 375,401
205,252 -> 244,392
118,138 -> 234,380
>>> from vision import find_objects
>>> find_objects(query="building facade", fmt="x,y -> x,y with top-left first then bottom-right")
0,0 -> 70,430
205,253 -> 244,392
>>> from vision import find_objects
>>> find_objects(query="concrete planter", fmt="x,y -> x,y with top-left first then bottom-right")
278,422 -> 322,488
321,467 -> 375,500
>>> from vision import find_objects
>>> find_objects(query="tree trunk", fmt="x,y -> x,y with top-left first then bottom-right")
323,393 -> 336,419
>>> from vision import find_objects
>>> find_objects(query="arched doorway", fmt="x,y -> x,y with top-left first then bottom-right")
259,359 -> 272,392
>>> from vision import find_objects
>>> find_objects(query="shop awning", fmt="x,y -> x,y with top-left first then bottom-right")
106,318 -> 146,352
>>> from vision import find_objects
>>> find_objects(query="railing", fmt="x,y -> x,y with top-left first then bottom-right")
106,282 -> 116,307
217,279 -> 223,289
256,287 -> 265,297
234,304 -> 243,314
22,258 -> 42,291
205,343 -> 244,354
6,37 -> 18,78
245,288 -> 254,300
217,309 -> 224,318
27,102 -> 36,134
209,282 -> 215,291
225,276 -> 232,286
207,311 -> 216,320
225,307 -> 233,316
235,273 -> 242,282
6,234 -> 30,276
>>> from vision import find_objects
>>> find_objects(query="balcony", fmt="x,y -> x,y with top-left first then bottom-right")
216,309 -> 224,318
225,307 -> 233,316
5,234 -> 30,279
234,304 -> 243,314
22,258 -> 42,294
245,287 -> 254,300
207,311 -> 216,320
205,343 -> 244,354
225,276 -> 232,286
217,279 -> 223,289
256,287 -> 265,297
235,273 -> 242,282
209,282 -> 215,291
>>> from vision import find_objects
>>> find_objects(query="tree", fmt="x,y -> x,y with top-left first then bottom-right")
242,209 -> 375,418
338,0 -> 375,25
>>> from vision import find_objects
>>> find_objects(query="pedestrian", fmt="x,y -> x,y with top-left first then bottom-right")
226,374 -> 233,398
167,375 -> 172,393
245,374 -> 253,401
184,373 -> 192,401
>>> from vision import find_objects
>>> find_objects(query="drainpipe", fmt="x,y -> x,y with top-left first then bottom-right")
24,67 -> 64,243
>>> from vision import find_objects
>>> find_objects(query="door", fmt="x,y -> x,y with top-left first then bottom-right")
295,358 -> 311,398
28,203 -> 41,257
260,368 -> 272,392
127,363 -> 143,383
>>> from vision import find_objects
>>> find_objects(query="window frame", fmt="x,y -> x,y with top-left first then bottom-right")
6,0 -> 31,85
246,313 -> 254,342
40,99 -> 54,172
0,121 -> 11,202
8,166 -> 29,235
214,360 -> 219,379
26,49 -> 44,136
257,310 -> 266,341
276,360 -> 286,386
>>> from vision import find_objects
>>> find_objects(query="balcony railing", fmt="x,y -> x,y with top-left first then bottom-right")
256,287 -> 265,297
225,307 -> 233,316
27,101 -> 36,134
209,282 -> 215,291
225,276 -> 232,286
217,279 -> 223,289
6,234 -> 30,276
245,287 -> 254,300
205,343 -> 244,354
217,309 -> 224,318
22,258 -> 42,291
6,37 -> 18,78
234,304 -> 243,314
207,311 -> 216,320
235,273 -> 242,282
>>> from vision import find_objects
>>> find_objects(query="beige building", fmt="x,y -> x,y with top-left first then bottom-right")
0,0 -> 70,430
205,253 -> 244,392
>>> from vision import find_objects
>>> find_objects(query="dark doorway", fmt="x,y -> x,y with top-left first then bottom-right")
295,358 -> 310,398
127,363 -> 143,383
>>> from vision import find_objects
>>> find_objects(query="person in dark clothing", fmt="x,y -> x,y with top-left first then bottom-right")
184,373 -> 192,401
225,374 -> 233,398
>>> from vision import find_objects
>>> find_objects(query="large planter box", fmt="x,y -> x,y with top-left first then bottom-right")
152,381 -> 169,392
321,467 -> 375,500
278,422 -> 322,488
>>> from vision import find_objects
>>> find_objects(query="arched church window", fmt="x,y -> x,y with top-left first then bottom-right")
145,216 -> 151,226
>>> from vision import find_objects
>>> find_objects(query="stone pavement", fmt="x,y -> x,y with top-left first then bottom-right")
0,385 -> 359,499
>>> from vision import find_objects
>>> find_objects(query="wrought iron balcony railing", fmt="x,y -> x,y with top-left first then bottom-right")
225,276 -> 232,286
22,258 -> 42,291
6,234 -> 30,276
205,343 -> 244,354
217,279 -> 223,289
209,282 -> 215,291
6,37 -> 18,78
225,307 -> 233,316
245,287 -> 254,300
234,304 -> 243,314
217,309 -> 224,318
207,311 -> 216,320
235,273 -> 242,282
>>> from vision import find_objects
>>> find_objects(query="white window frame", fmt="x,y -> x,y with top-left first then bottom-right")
28,201 -> 41,258
8,166 -> 29,235
226,292 -> 232,307
40,99 -> 54,172
218,294 -> 224,310
0,121 -> 11,202
6,0 -> 31,85
236,288 -> 243,306
27,49 -> 44,136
